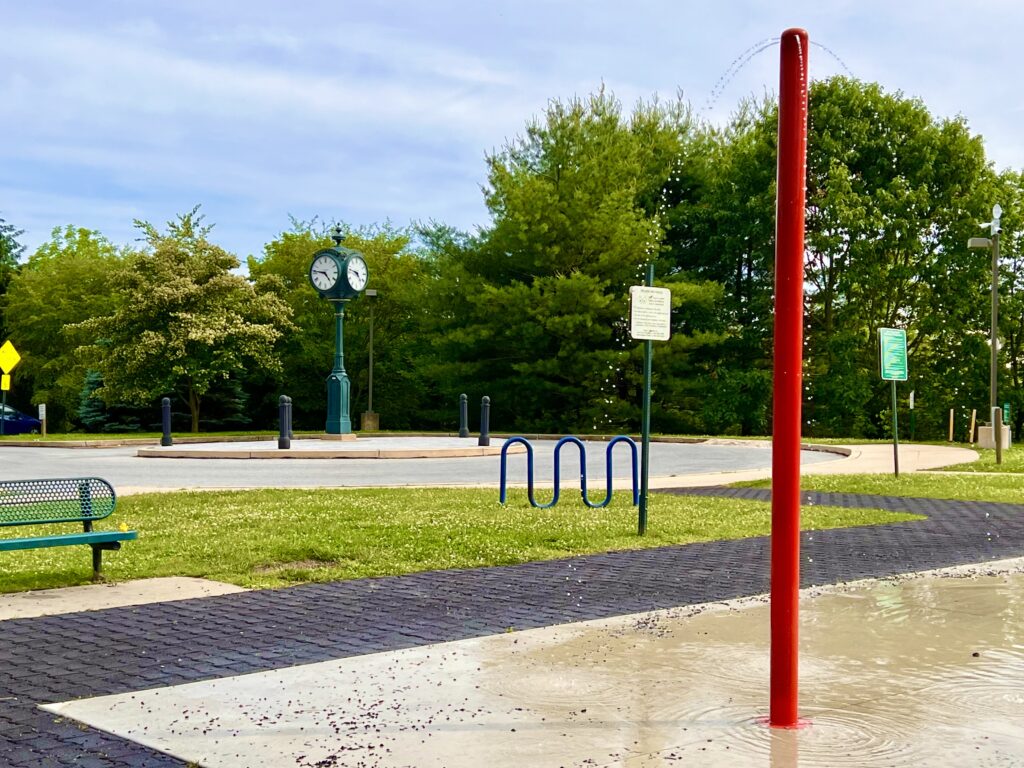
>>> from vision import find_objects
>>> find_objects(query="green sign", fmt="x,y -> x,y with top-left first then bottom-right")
1004,402 -> 1011,424
879,328 -> 908,381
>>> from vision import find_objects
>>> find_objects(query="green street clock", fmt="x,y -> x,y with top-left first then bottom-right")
309,245 -> 369,299
309,229 -> 370,435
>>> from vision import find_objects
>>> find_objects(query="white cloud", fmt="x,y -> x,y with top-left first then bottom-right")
3,0 -> 1023,258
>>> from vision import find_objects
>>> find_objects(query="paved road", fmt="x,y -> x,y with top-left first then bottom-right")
2,488 -> 1023,765
0,439 -> 840,492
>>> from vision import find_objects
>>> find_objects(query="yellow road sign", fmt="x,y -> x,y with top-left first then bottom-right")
1,374 -> 9,391
0,340 -> 20,374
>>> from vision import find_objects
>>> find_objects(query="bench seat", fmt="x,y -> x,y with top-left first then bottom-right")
0,530 -> 137,552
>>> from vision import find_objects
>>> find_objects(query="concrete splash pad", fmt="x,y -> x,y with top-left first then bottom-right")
45,563 -> 1024,767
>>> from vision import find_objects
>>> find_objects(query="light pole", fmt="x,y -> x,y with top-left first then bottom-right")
361,289 -> 379,431
968,203 -> 1003,462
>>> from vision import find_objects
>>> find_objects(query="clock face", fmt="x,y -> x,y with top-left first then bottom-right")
310,254 -> 339,291
346,256 -> 368,291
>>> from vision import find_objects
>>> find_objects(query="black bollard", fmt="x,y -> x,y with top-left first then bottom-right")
160,397 -> 173,446
278,395 -> 291,450
478,395 -> 490,447
458,393 -> 469,438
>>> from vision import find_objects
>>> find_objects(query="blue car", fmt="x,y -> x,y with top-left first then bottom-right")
0,405 -> 41,435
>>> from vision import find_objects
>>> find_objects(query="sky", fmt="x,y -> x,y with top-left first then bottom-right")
3,0 -> 1022,261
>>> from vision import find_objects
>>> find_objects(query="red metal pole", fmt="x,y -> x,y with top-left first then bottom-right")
770,27 -> 809,729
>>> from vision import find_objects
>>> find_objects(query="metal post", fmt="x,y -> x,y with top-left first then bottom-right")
0,389 -> 5,436
891,380 -> 900,478
639,262 -> 654,536
994,406 -> 1003,465
909,391 -> 915,442
478,396 -> 490,446
160,397 -> 172,446
368,295 -> 375,414
279,395 -> 291,450
458,394 -> 469,438
326,300 -> 351,434
770,27 -> 809,730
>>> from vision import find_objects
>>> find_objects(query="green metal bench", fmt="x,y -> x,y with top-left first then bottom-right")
0,477 -> 137,579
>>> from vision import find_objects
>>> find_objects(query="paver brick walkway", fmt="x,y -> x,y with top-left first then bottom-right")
2,488 -> 1022,766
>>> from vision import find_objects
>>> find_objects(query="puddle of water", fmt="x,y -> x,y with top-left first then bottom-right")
44,566 -> 1024,767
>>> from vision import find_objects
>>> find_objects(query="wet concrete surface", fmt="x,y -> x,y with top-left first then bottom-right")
44,564 -> 1024,767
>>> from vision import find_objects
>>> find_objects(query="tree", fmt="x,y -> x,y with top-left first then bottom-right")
802,78 -> 994,438
74,208 -> 293,432
245,219 -> 334,428
429,90 -> 724,433
2,225 -> 124,429
336,225 -> 440,429
0,213 -> 26,343
994,171 -> 1024,437
659,102 -> 778,434
77,369 -> 149,432
664,78 -> 997,438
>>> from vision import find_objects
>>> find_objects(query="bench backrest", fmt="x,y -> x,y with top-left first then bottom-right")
0,478 -> 116,527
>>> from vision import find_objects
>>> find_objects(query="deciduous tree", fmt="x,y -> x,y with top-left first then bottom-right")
74,208 -> 293,432
2,225 -> 124,429
0,213 -> 26,343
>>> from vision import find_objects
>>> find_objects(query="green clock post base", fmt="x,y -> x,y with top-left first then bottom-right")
325,372 -> 352,435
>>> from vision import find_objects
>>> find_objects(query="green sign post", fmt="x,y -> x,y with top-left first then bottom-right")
879,328 -> 908,477
629,266 -> 671,535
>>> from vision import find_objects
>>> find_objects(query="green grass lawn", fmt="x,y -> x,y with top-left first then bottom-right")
738,472 -> 1024,504
0,487 -> 919,593
937,445 -> 1024,473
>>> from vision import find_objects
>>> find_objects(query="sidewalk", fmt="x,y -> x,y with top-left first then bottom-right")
2,484 -> 1022,766
648,442 -> 977,488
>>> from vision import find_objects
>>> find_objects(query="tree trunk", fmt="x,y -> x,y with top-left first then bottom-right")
188,386 -> 201,433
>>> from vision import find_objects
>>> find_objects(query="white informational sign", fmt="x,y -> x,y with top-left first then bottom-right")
38,403 -> 46,420
629,286 -> 672,341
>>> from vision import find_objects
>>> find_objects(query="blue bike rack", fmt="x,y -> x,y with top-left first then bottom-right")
499,435 -> 639,508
